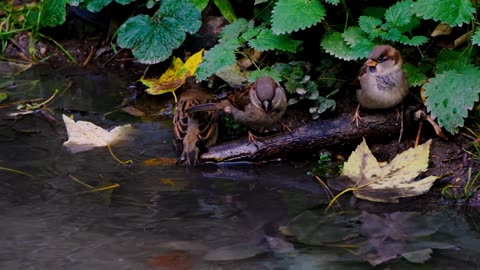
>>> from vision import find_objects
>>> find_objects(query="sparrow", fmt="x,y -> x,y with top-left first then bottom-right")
353,45 -> 409,127
186,76 -> 287,143
173,76 -> 218,165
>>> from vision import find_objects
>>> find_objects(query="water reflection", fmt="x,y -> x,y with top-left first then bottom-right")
1,66 -> 480,269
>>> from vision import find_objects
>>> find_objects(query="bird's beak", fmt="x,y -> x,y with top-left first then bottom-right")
262,100 -> 271,112
366,59 -> 377,67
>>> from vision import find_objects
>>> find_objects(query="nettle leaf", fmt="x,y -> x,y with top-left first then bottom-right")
383,28 -> 402,42
213,0 -> 237,23
248,29 -> 302,52
271,0 -> 326,35
196,42 -> 239,80
399,35 -> 428,46
384,0 -> 414,27
412,0 -> 475,27
424,65 -> 480,134
323,0 -> 340,5
342,27 -> 369,47
403,63 -> 428,87
436,49 -> 470,73
41,0 -> 66,27
321,31 -> 369,61
117,0 -> 201,64
219,18 -> 250,43
472,29 -> 480,46
73,0 -> 136,12
359,16 -> 383,38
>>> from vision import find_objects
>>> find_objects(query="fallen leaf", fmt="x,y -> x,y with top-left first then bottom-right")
431,23 -> 452,37
147,251 -> 193,270
334,139 -> 438,203
120,105 -> 145,116
62,114 -> 134,153
142,157 -> 177,166
141,49 -> 204,99
0,92 -> 7,103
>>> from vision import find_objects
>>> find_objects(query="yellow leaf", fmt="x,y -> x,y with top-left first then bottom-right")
335,139 -> 438,203
142,49 -> 204,97
142,157 -> 177,166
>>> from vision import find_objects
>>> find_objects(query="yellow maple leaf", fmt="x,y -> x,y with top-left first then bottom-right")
141,49 -> 204,102
329,139 -> 438,205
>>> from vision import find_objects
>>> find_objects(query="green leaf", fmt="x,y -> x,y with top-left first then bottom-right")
436,49 -> 470,73
342,27 -> 369,47
383,28 -> 402,42
248,29 -> 302,52
41,0 -> 67,27
424,65 -> 480,134
192,0 -> 209,11
271,0 -> 326,34
403,63 -> 428,87
384,0 -> 413,27
0,92 -> 8,103
196,43 -> 238,80
472,29 -> 480,46
214,0 -> 237,23
398,35 -> 428,46
117,0 -> 201,64
323,0 -> 340,5
248,68 -> 283,83
321,31 -> 369,61
219,18 -> 250,43
412,0 -> 475,27
358,16 -> 383,38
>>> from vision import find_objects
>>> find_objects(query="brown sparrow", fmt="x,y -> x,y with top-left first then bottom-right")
353,45 -> 409,126
173,76 -> 218,165
186,76 -> 287,143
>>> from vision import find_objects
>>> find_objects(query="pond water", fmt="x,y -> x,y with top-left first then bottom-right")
2,64 -> 480,269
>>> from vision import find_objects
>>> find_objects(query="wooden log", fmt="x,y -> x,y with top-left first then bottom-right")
201,105 -> 422,162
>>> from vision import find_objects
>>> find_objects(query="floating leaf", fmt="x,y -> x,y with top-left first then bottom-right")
412,0 -> 475,27
62,114 -> 134,153
142,157 -> 177,166
248,29 -> 302,52
141,49 -> 204,98
424,65 -> 480,133
271,0 -> 326,34
334,139 -> 438,203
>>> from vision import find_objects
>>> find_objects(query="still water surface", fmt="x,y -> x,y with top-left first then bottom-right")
1,65 -> 480,269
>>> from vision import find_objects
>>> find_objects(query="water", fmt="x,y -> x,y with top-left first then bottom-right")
2,64 -> 480,269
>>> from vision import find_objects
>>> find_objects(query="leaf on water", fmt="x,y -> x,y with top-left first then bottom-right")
142,49 -> 204,96
146,251 -> 193,270
401,249 -> 432,263
203,241 -> 270,261
0,93 -> 7,103
142,157 -> 177,166
62,114 -> 134,153
120,105 -> 146,116
335,139 -> 438,203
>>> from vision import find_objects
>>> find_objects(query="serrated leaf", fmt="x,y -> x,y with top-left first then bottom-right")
271,0 -> 326,35
248,29 -> 302,52
248,68 -> 283,83
398,35 -> 428,46
214,0 -> 237,23
424,65 -> 480,134
384,0 -> 413,28
41,0 -> 66,27
412,0 -> 475,27
383,28 -> 402,42
323,0 -> 340,5
321,31 -> 370,61
339,139 -> 437,203
403,63 -> 428,87
219,18 -> 250,43
196,43 -> 238,80
436,49 -> 470,73
117,0 -> 201,64
358,16 -> 382,38
342,27 -> 369,47
472,29 -> 480,46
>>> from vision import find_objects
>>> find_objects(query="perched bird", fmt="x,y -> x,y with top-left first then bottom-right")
353,45 -> 409,127
186,76 -> 287,143
173,76 -> 218,165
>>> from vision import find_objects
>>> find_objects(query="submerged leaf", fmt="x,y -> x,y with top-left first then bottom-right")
337,139 -> 438,203
62,114 -> 134,153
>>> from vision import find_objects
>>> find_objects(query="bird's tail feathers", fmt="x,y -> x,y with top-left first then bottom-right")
186,103 -> 224,113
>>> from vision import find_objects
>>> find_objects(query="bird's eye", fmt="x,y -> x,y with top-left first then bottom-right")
378,56 -> 387,63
